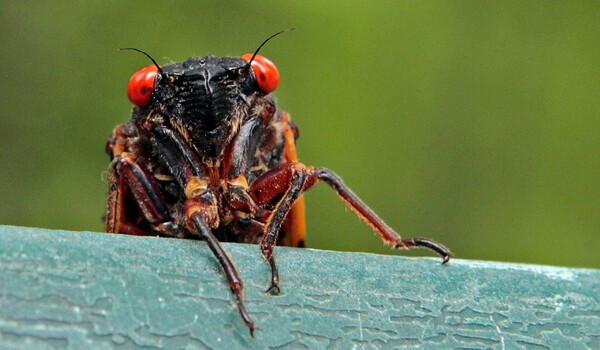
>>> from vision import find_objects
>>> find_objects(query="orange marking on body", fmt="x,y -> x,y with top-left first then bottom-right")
280,114 -> 306,247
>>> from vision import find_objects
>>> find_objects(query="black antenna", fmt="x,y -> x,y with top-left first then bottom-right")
119,47 -> 164,75
246,28 -> 295,67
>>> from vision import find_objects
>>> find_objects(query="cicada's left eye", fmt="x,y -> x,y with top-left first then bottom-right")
241,53 -> 279,94
127,65 -> 158,107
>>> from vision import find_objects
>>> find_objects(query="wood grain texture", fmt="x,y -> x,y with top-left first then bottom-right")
0,225 -> 599,349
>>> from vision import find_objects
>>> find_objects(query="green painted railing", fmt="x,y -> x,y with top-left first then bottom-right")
1,225 -> 599,349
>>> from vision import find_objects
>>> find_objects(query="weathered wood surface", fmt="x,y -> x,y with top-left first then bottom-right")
0,225 -> 598,349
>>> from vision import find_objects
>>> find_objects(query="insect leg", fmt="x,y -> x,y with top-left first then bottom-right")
250,162 -> 308,294
309,168 -> 451,264
221,116 -> 262,213
151,127 -> 255,335
105,152 -> 181,237
187,205 -> 255,336
151,127 -> 205,187
222,116 -> 262,180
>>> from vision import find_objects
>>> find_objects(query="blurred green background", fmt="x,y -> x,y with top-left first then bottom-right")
1,2 -> 598,268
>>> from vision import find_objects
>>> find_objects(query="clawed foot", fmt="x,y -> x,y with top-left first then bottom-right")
266,283 -> 281,295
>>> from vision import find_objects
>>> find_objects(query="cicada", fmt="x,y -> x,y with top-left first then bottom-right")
105,32 -> 450,336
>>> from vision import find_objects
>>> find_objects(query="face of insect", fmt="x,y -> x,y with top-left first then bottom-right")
128,55 -> 277,159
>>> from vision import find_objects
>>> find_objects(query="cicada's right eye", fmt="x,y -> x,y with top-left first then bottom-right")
241,53 -> 279,94
127,65 -> 158,107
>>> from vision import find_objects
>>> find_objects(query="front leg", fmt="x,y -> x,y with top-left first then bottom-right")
150,126 -> 255,336
187,209 -> 255,336
105,152 -> 181,237
221,116 -> 262,214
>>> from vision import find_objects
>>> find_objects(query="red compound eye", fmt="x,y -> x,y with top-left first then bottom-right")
127,65 -> 158,107
241,53 -> 279,94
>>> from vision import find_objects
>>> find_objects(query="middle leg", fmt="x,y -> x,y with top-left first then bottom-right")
249,162 -> 451,295
249,162 -> 308,294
